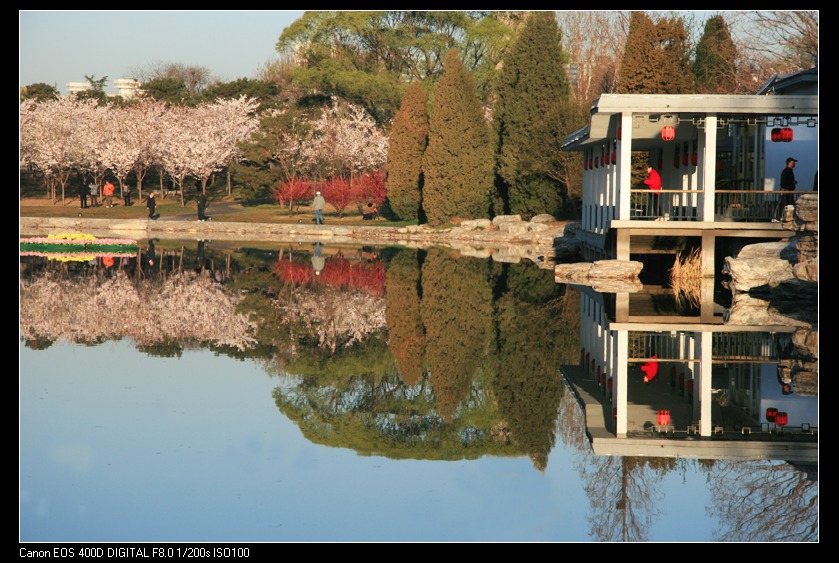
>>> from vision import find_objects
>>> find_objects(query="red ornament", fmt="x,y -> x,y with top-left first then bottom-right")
657,410 -> 671,425
775,412 -> 789,426
661,125 -> 676,141
766,407 -> 778,423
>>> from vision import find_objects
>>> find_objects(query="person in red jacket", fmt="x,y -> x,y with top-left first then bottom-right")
644,164 -> 665,219
641,354 -> 659,383
644,164 -> 662,191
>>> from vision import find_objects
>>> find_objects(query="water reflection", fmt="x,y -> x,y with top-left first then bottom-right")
19,239 -> 817,542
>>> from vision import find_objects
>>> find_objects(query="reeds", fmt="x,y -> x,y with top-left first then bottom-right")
669,247 -> 702,309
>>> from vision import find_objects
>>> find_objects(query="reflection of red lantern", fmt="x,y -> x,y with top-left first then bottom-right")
657,410 -> 671,425
690,151 -> 698,166
766,407 -> 778,422
775,412 -> 789,427
661,125 -> 675,141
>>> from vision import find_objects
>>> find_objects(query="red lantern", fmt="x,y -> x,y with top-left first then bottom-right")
661,125 -> 675,141
766,407 -> 778,422
657,410 -> 671,425
775,412 -> 789,427
782,127 -> 793,142
771,128 -> 782,142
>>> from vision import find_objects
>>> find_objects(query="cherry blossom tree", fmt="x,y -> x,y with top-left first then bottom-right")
20,97 -> 97,204
299,99 -> 389,206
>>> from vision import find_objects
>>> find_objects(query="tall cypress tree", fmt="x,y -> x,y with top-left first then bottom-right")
385,82 -> 429,222
423,50 -> 494,226
495,11 -> 571,219
658,16 -> 695,93
693,14 -> 738,94
617,12 -> 659,94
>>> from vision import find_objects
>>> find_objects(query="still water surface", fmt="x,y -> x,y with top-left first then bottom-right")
19,239 -> 818,542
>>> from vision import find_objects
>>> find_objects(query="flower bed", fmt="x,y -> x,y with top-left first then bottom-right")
20,233 -> 138,260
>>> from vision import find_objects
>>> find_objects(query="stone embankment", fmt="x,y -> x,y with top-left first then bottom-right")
19,213 -> 583,271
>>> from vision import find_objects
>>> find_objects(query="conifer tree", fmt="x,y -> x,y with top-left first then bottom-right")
494,11 -> 571,219
616,12 -> 659,94
693,14 -> 738,94
658,15 -> 695,93
423,50 -> 494,226
385,82 -> 429,222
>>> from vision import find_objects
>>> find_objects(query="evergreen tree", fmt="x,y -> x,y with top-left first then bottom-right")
618,12 -> 695,95
693,14 -> 738,94
384,249 -> 427,386
617,12 -> 659,94
494,11 -> 571,219
385,82 -> 429,222
423,50 -> 494,226
658,15 -> 695,94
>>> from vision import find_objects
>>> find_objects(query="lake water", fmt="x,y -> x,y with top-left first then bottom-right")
19,239 -> 818,543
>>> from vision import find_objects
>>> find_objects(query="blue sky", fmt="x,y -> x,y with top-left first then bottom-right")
19,10 -> 305,95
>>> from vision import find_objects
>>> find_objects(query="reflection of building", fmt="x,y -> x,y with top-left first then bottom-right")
561,285 -> 817,464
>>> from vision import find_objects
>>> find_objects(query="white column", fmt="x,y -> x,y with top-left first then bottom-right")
698,331 -> 713,436
701,115 -> 718,221
615,329 -> 629,437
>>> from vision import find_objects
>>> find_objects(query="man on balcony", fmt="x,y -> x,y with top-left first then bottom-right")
777,157 -> 798,221
644,164 -> 665,220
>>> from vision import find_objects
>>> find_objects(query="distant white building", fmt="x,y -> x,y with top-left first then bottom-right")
65,78 -> 143,99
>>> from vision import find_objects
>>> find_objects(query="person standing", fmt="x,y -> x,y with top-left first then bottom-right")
197,190 -> 208,221
644,164 -> 664,220
103,180 -> 116,207
777,157 -> 798,221
122,183 -> 132,207
312,190 -> 326,225
78,183 -> 90,209
89,182 -> 99,207
146,192 -> 157,220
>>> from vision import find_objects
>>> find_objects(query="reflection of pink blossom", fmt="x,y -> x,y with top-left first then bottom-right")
20,236 -> 137,246
20,251 -> 136,261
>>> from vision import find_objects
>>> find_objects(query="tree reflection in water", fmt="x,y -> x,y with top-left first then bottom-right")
19,238 -> 817,541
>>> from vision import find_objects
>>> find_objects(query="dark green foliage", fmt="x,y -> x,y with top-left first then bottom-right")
657,16 -> 695,94
140,77 -> 190,103
277,11 -> 516,123
693,15 -> 738,94
384,249 -> 426,386
494,12 -> 571,219
201,78 -> 282,108
20,83 -> 59,103
618,11 -> 695,95
423,50 -> 494,226
385,82 -> 429,222
617,12 -> 659,94
421,248 -> 494,422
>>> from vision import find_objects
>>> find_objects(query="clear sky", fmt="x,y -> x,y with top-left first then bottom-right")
19,10 -> 305,96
